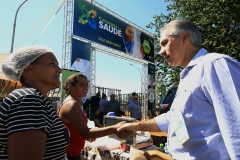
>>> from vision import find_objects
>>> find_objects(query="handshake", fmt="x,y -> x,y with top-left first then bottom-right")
112,121 -> 140,139
110,121 -> 173,160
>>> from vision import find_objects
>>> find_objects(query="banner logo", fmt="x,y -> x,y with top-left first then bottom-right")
78,3 -> 97,29
143,39 -> 151,54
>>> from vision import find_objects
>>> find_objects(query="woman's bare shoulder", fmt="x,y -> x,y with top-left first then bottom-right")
61,99 -> 81,112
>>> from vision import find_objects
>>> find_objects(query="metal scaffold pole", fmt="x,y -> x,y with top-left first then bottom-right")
62,0 -> 73,70
61,0 -> 73,104
142,63 -> 148,121
90,48 -> 96,97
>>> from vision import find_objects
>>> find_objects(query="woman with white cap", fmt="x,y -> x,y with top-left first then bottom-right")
58,73 -> 133,160
0,45 -> 69,160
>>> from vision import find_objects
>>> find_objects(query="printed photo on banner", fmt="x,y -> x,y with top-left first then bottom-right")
70,58 -> 90,81
131,29 -> 154,62
70,39 -> 91,99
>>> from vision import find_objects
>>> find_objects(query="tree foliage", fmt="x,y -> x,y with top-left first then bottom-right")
148,0 -> 240,90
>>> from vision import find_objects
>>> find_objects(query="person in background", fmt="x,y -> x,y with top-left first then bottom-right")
58,74 -> 131,160
0,45 -> 69,159
99,93 -> 107,124
107,94 -> 121,116
126,95 -> 142,121
118,19 -> 240,159
122,25 -> 135,54
83,98 -> 90,118
89,92 -> 101,113
127,92 -> 138,105
90,106 -> 103,128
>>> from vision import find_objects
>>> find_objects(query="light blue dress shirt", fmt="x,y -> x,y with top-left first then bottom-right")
126,102 -> 142,120
155,48 -> 240,160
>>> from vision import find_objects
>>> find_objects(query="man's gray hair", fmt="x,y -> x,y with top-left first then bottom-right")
162,19 -> 202,47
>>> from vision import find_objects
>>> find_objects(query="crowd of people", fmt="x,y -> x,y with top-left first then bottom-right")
85,91 -> 142,128
0,18 -> 239,160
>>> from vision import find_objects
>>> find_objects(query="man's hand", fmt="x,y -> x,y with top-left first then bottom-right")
112,121 -> 134,139
144,150 -> 173,160
116,130 -> 134,139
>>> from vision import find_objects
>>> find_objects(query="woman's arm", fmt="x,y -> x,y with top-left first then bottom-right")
59,101 -> 131,139
8,129 -> 47,160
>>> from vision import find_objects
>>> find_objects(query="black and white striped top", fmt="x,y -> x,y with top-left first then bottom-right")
0,88 -> 69,159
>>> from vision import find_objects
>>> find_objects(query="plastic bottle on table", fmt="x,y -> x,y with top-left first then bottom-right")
164,143 -> 170,154
120,140 -> 127,152
158,143 -> 165,153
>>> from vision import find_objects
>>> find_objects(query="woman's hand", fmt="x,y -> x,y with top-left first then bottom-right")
114,121 -> 126,128
113,121 -> 134,139
117,121 -> 139,133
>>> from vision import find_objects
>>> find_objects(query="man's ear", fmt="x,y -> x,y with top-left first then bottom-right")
181,31 -> 190,46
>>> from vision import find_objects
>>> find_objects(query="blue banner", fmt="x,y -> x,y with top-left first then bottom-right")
70,39 -> 91,99
73,0 -> 154,63
70,39 -> 91,81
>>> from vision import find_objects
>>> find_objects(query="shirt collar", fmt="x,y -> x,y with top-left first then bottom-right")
180,48 -> 208,79
187,48 -> 208,67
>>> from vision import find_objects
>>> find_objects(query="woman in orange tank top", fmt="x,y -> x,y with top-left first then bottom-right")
58,73 -> 132,160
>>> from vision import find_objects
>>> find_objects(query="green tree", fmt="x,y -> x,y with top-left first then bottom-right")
148,0 -> 240,90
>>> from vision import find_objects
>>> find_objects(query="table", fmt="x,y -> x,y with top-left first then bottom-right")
149,132 -> 168,147
80,141 -> 130,160
149,132 -> 168,137
80,132 -> 168,160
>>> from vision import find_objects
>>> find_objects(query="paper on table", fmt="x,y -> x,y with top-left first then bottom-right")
93,136 -> 121,151
136,135 -> 151,144
87,120 -> 96,128
130,147 -> 147,160
136,131 -> 151,144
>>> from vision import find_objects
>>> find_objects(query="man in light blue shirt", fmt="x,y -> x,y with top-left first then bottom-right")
99,93 -> 107,124
118,19 -> 240,160
107,94 -> 120,116
126,95 -> 142,120
127,92 -> 140,105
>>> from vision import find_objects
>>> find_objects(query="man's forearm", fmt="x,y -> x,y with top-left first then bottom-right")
139,118 -> 161,132
117,118 -> 161,134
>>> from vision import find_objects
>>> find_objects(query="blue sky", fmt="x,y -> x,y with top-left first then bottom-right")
0,0 -> 168,94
